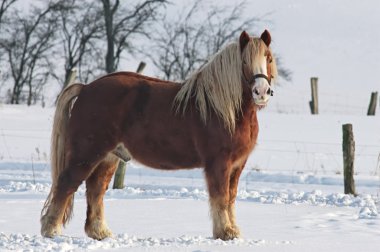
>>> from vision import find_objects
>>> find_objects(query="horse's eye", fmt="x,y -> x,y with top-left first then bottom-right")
243,60 -> 247,65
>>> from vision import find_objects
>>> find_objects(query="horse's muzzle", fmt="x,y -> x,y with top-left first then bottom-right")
253,97 -> 269,106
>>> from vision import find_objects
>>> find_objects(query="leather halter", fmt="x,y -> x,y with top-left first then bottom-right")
243,73 -> 274,96
245,73 -> 272,86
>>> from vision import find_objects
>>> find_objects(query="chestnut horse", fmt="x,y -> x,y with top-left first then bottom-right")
41,30 -> 277,241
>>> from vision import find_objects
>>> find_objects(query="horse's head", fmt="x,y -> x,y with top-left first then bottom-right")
239,30 -> 277,108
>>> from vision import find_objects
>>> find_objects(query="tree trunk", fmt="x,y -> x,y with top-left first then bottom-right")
102,0 -> 116,74
11,83 -> 21,104
27,81 -> 32,106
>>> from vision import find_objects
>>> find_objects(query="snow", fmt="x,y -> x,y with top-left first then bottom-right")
0,197 -> 379,251
1,0 -> 380,251
0,104 -> 379,251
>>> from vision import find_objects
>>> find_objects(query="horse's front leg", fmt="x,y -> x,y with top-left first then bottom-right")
228,163 -> 245,237
205,159 -> 239,240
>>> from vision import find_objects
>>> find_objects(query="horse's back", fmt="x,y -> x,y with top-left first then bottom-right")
74,72 -> 181,119
81,72 -> 179,101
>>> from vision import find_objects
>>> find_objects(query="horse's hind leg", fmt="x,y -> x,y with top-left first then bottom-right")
41,146 -> 110,237
205,159 -> 239,240
85,154 -> 119,240
41,179 -> 78,237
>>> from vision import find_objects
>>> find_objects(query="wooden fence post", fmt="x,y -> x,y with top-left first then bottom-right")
342,124 -> 356,195
55,69 -> 77,105
367,91 -> 378,116
309,77 -> 319,114
113,161 -> 126,189
112,61 -> 146,189
64,69 -> 77,88
136,61 -> 146,74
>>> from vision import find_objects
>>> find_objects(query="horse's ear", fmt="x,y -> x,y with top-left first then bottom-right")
239,31 -> 250,53
260,29 -> 271,47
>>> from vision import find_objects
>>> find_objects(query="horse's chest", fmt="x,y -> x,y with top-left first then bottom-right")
231,114 -> 258,160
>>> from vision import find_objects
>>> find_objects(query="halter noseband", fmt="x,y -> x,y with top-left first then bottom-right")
244,73 -> 274,96
249,74 -> 272,85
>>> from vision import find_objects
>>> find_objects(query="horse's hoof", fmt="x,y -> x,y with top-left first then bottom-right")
87,228 -> 113,240
85,222 -> 113,240
214,225 -> 240,241
41,216 -> 61,238
231,225 -> 241,237
41,224 -> 61,238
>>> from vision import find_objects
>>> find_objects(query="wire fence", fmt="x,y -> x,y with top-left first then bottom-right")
1,128 -> 379,177
267,86 -> 378,115
251,137 -> 380,174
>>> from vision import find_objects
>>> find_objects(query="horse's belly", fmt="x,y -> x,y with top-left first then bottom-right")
124,135 -> 202,170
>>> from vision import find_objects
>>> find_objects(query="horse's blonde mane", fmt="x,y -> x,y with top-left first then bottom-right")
173,38 -> 277,133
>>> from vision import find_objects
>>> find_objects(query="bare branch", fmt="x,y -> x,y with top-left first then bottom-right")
54,0 -> 104,89
0,1 -> 59,104
101,0 -> 168,73
148,0 -> 292,83
0,0 -> 17,30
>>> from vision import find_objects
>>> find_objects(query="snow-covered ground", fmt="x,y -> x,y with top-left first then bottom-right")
0,105 -> 379,251
1,0 -> 380,251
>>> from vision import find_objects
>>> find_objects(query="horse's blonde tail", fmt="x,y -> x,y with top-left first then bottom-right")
41,83 -> 83,226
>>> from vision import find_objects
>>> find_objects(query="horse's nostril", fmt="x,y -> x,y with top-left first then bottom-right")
266,88 -> 271,95
254,88 -> 259,95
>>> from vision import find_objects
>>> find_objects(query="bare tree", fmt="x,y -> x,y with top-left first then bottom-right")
54,0 -> 104,90
148,1 -> 258,81
0,1 -> 60,105
101,0 -> 168,73
149,0 -> 291,82
0,0 -> 17,30
0,0 -> 18,93
151,1 -> 206,80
